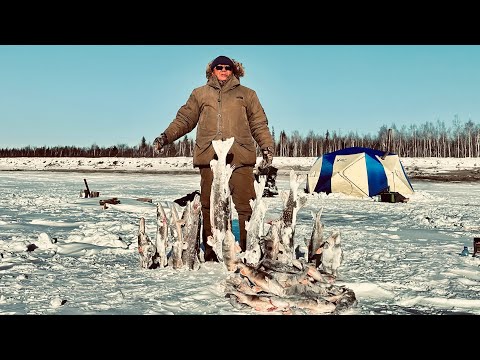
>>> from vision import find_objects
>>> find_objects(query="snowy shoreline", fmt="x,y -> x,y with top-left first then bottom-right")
1,156 -> 480,181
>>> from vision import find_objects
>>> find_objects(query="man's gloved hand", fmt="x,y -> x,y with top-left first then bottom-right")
153,133 -> 168,154
260,147 -> 273,168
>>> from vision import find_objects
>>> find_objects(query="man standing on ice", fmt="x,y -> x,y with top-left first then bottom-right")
153,55 -> 274,261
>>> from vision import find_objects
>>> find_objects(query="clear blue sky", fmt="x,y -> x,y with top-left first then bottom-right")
1,45 -> 479,149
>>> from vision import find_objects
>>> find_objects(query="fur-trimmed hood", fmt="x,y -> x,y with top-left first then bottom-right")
205,57 -> 245,79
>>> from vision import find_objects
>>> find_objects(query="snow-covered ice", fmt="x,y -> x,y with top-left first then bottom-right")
0,157 -> 479,315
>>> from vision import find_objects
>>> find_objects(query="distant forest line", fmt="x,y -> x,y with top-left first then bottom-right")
2,118 -> 480,158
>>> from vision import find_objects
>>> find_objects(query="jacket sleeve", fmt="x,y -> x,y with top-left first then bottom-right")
246,90 -> 275,151
162,91 -> 200,144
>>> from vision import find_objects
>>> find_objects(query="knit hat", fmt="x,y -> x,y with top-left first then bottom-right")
205,57 -> 245,79
210,55 -> 234,71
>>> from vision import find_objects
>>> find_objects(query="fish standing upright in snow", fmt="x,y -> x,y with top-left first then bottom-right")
281,170 -> 307,228
244,175 -> 268,265
307,207 -> 324,267
207,137 -> 234,260
155,202 -> 169,268
211,139 -> 238,271
261,218 -> 283,262
320,231 -> 343,277
153,55 -> 275,261
222,219 -> 238,271
182,193 -> 202,270
168,203 -> 185,269
137,217 -> 157,269
279,169 -> 307,260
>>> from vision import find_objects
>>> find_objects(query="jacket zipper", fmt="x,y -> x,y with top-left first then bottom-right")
217,89 -> 222,139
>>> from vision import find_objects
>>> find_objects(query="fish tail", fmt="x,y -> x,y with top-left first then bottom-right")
212,137 -> 234,159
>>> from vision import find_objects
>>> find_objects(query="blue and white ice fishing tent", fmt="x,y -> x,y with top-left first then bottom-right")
305,147 -> 414,198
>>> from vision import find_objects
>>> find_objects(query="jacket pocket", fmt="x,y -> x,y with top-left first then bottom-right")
232,138 -> 256,166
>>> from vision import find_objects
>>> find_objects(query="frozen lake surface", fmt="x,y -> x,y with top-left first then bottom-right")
1,171 -> 479,315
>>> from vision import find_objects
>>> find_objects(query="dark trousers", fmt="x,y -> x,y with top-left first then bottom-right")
199,165 -> 256,256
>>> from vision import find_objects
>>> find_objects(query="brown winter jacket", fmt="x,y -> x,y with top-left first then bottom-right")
161,59 -> 274,168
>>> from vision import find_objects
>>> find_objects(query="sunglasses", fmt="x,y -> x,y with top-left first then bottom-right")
215,65 -> 232,71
